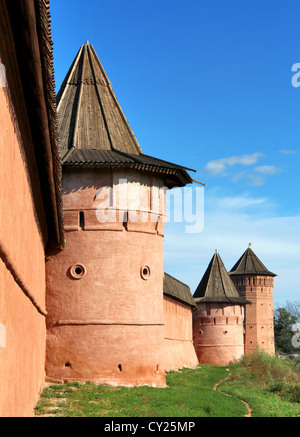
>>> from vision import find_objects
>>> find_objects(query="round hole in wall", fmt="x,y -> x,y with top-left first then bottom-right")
65,362 -> 71,368
70,263 -> 86,279
223,330 -> 228,335
140,265 -> 151,280
199,330 -> 203,335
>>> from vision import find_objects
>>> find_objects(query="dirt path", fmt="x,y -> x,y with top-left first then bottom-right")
213,370 -> 252,417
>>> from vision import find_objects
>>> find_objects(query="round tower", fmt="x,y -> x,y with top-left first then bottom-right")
192,251 -> 250,366
229,246 -> 276,356
45,43 -> 193,387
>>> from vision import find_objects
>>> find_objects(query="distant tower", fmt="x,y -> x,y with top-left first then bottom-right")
192,251 -> 250,366
45,43 -> 193,387
229,246 -> 276,355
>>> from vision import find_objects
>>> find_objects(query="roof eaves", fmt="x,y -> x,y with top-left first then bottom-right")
194,296 -> 251,305
62,155 -> 193,186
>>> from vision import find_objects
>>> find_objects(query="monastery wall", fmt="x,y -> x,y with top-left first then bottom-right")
0,86 -> 46,416
163,296 -> 199,371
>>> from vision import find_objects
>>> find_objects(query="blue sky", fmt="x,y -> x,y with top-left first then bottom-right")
51,0 -> 300,307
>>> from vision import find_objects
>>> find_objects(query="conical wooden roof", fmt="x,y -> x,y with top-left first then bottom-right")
57,42 -> 142,155
56,42 -> 195,187
229,247 -> 276,277
193,252 -> 250,304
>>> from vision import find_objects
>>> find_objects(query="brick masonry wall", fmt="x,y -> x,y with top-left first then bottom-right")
46,168 -> 167,387
231,275 -> 275,355
163,296 -> 199,371
193,302 -> 245,366
0,86 -> 46,416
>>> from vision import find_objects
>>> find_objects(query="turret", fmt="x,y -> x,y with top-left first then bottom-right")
45,43 -> 193,387
192,251 -> 250,366
229,245 -> 276,355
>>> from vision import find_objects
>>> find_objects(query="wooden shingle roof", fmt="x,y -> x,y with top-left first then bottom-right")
229,247 -> 276,277
57,42 -> 142,156
193,252 -> 250,305
57,42 -> 197,188
163,273 -> 197,309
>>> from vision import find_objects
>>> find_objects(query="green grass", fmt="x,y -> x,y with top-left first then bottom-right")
35,366 -> 247,417
219,350 -> 300,417
35,352 -> 300,417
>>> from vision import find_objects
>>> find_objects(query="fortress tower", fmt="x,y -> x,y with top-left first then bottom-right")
45,43 -> 193,387
192,251 -> 250,366
229,246 -> 276,355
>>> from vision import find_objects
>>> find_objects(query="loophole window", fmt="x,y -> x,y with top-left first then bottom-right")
140,265 -> 151,280
70,263 -> 86,279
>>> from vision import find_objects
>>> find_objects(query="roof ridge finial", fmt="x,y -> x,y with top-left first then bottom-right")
248,242 -> 252,248
215,249 -> 218,254
85,40 -> 89,45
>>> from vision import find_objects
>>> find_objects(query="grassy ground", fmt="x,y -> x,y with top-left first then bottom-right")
220,350 -> 300,417
35,352 -> 300,417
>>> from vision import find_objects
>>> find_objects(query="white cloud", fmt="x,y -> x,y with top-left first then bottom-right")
163,189 -> 300,306
232,171 -> 265,186
203,153 -> 282,186
254,165 -> 281,175
204,160 -> 227,175
215,195 -> 266,209
229,165 -> 281,186
204,152 -> 263,175
279,149 -> 297,155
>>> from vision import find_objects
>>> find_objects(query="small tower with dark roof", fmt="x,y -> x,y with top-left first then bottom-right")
192,251 -> 249,366
45,43 -> 194,387
229,246 -> 276,355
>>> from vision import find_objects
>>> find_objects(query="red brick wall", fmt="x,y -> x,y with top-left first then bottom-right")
0,86 -> 46,416
231,275 -> 275,355
163,296 -> 198,371
193,302 -> 245,365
